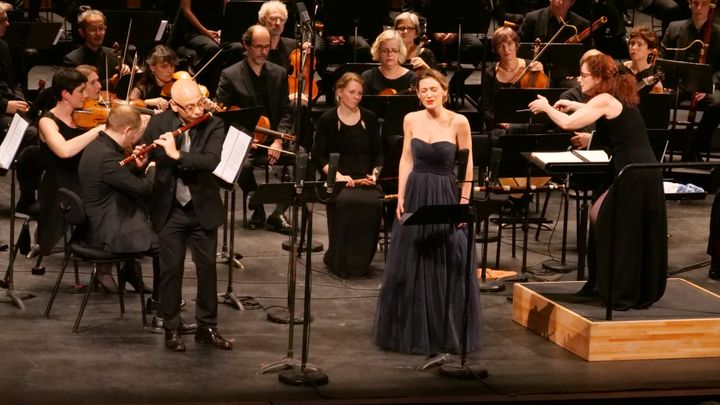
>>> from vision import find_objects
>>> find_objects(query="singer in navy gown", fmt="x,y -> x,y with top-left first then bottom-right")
529,53 -> 667,311
312,72 -> 384,278
374,69 -> 480,355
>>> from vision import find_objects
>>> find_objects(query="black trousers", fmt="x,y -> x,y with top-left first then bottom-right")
158,202 -> 219,330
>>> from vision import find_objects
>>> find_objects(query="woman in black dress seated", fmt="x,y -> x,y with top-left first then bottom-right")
480,26 -> 544,131
529,53 -> 667,311
128,45 -> 179,112
312,72 -> 384,278
362,30 -> 418,96
620,25 -> 664,95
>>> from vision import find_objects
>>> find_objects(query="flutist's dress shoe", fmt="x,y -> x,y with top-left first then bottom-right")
246,206 -> 266,230
266,214 -> 292,234
165,329 -> 186,352
195,326 -> 233,350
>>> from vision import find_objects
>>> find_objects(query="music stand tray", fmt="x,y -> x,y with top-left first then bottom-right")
494,88 -> 566,125
655,58 -> 713,94
4,22 -> 62,50
216,106 -> 263,133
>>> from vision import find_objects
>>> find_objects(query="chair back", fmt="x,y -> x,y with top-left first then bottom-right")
57,188 -> 85,226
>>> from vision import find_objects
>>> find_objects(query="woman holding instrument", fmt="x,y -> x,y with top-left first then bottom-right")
394,12 -> 436,71
311,72 -> 383,278
362,30 -> 418,96
479,26 -> 544,131
129,45 -> 179,112
37,68 -> 110,284
620,26 -> 664,95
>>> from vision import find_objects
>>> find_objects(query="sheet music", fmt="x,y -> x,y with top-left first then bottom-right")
0,114 -> 28,170
53,26 -> 63,45
213,126 -> 252,184
155,20 -> 168,42
530,150 -> 610,167
572,150 -> 610,162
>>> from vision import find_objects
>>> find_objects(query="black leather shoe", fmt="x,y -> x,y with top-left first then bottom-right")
146,298 -> 160,314
246,206 -> 266,230
194,326 -> 233,350
119,263 -> 152,294
165,329 -> 186,352
709,266 -> 720,280
266,214 -> 292,234
0,243 -> 8,252
149,315 -> 164,334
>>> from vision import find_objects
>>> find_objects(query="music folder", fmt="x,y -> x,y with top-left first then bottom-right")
0,114 -> 29,170
528,150 -> 609,173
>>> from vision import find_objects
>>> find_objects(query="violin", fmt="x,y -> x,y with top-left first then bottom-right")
72,98 -> 110,130
160,71 -> 193,98
515,39 -> 549,89
253,114 -> 296,144
288,22 -> 322,102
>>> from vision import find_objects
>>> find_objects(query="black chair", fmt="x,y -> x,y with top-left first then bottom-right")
43,188 -> 146,334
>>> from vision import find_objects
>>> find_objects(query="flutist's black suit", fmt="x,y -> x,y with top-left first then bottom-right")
142,110 -> 225,330
78,132 -> 156,253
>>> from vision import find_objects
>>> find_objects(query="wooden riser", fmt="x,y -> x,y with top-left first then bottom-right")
512,279 -> 720,361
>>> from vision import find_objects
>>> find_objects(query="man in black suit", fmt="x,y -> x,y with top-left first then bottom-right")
518,0 -> 591,87
143,79 -> 232,352
661,0 -> 720,161
216,24 -> 295,234
62,9 -> 129,90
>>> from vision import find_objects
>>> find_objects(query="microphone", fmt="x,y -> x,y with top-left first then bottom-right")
295,152 -> 308,194
326,153 -> 339,194
296,2 -> 311,27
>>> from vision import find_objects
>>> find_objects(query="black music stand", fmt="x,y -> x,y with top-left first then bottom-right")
251,178 -> 343,386
0,115 -> 36,310
319,0 -> 388,57
401,204 -> 487,379
494,133 -> 574,277
215,108 -> 262,310
4,21 -> 62,49
494,88 -> 566,127
639,92 -> 673,129
103,10 -> 166,53
361,94 -> 420,137
654,58 -> 713,159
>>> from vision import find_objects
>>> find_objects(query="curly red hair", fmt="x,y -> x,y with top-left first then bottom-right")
584,54 -> 638,107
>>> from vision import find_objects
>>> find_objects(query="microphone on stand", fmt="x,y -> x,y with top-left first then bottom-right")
326,153 -> 339,194
296,2 -> 311,28
295,152 -> 308,195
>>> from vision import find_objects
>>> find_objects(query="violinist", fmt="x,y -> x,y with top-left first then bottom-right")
393,12 -> 436,71
129,45 -> 179,112
620,26 -> 664,95
479,26 -> 544,131
259,1 -> 299,73
362,30 -> 418,96
661,0 -> 720,161
63,9 -> 130,90
216,25 -> 295,234
37,68 -> 108,285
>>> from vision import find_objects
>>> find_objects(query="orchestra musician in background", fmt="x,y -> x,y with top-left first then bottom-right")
661,0 -> 720,161
393,12 -> 436,71
128,45 -> 179,112
311,72 -> 383,278
619,25 -> 663,94
362,30 -> 418,96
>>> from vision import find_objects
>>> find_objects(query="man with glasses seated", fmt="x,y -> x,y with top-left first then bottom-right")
216,24 -> 295,234
63,8 -> 130,91
361,30 -> 418,96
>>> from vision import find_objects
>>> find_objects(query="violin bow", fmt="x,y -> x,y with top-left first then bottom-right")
125,52 -> 139,101
119,19 -> 132,79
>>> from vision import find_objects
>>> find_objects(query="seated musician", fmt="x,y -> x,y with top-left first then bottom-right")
362,30 -> 418,96
661,0 -> 720,161
640,0 -> 690,35
479,26 -> 544,132
620,26 -> 664,95
37,68 -> 108,284
63,9 -> 130,90
519,0 -> 591,46
394,12 -> 436,71
216,25 -> 295,234
311,72 -> 383,278
179,0 -> 243,96
128,45 -> 178,112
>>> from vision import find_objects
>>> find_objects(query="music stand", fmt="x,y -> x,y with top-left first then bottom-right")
251,178 -> 343,386
102,10 -> 166,53
517,42 -> 584,85
494,88 -> 566,126
4,22 -> 62,50
639,93 -> 673,129
0,115 -> 35,309
361,94 -> 420,136
654,58 -> 713,159
401,204 -> 487,379
222,1 -> 298,44
215,108 -> 262,310
319,0 -> 388,42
